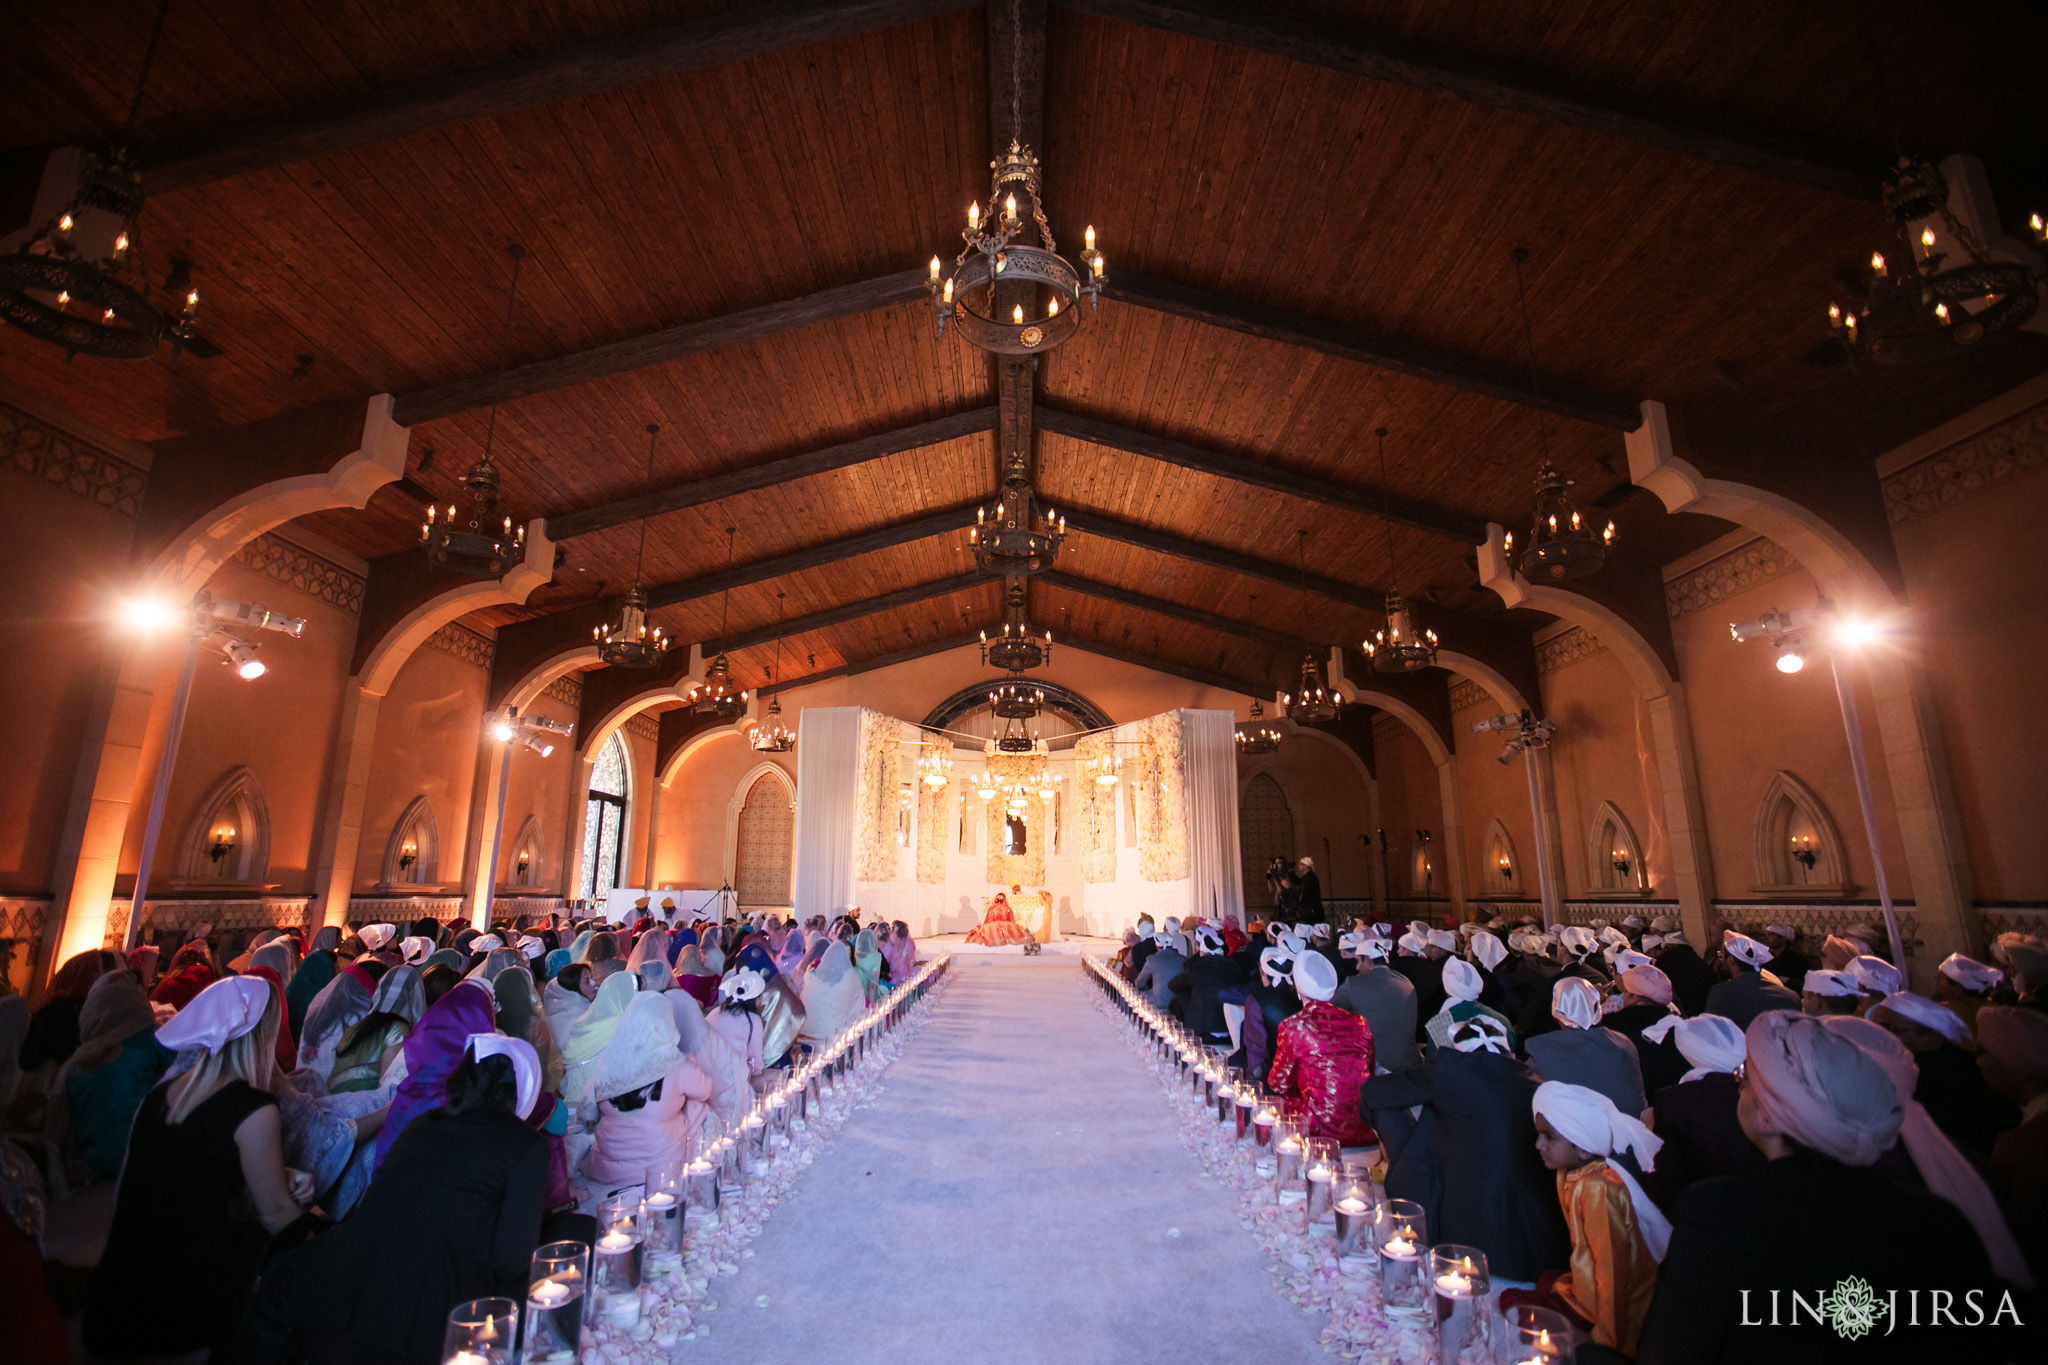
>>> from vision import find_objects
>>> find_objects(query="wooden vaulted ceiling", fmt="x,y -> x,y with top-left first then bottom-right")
4,0 -> 2046,705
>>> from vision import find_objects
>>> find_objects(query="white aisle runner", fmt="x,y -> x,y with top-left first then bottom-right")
693,961 -> 1326,1364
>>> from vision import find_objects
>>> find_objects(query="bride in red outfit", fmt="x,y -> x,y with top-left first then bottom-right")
965,886 -> 1037,946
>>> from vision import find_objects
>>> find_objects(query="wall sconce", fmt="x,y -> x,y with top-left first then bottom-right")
1612,850 -> 1631,880
1496,854 -> 1513,881
208,825 -> 238,866
398,840 -> 418,872
516,850 -> 531,882
1791,834 -> 1818,877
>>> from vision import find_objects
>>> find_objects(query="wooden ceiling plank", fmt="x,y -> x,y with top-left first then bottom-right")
1039,569 -> 1317,654
1061,505 -> 1381,603
705,572 -> 987,653
642,503 -> 975,610
758,629 -> 987,696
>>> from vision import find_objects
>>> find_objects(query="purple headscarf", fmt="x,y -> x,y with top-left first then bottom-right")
775,929 -> 809,977
368,979 -> 496,1173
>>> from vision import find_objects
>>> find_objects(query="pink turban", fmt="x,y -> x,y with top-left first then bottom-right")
1743,1011 -> 1901,1167
1620,964 -> 1672,1005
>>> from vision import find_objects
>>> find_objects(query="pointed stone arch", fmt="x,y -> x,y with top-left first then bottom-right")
1753,771 -> 1852,895
1482,819 -> 1520,894
1587,800 -> 1648,896
1325,649 -> 1468,914
509,814 -> 543,888
379,795 -> 441,888
177,766 -> 272,886
729,763 -> 796,909
1236,769 -> 1296,911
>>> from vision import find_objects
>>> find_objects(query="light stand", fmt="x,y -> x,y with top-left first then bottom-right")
1473,710 -> 1561,926
477,709 -> 572,929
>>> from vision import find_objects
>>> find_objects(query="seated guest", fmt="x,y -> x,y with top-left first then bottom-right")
1237,944 -> 1302,1086
1633,1012 -> 2008,1363
1390,930 -> 1449,1036
583,994 -> 715,1185
1935,953 -> 2002,1035
1134,931 -> 1186,1011
1127,915 -> 1159,979
853,927 -> 888,1003
294,962 -> 378,1079
1604,964 -> 1687,1095
1761,923 -> 1809,992
1330,935 -> 1419,1072
1423,958 -> 1518,1059
1800,967 -> 1861,1016
1526,978 -> 1647,1117
283,926 -> 341,1044
20,949 -> 117,1072
545,960 -> 596,1047
673,934 -> 721,1010
709,968 -> 770,1075
60,972 -> 171,1180
85,977 -> 307,1359
495,962 -> 561,1093
1641,1014 -> 1763,1198
672,988 -> 754,1126
239,1037 -> 548,1365
1511,1081 -> 1670,1354
367,979 -> 497,1175
1870,992 -> 2018,1165
732,942 -> 806,1066
151,940 -> 218,1010
1976,1006 -> 2048,1287
1995,937 -> 2048,1012
885,921 -> 918,984
1171,925 -> 1248,1044
1267,953 -> 1376,1148
1557,926 -> 1610,985
798,940 -> 866,1046
1847,953 -> 1903,1016
561,969 -> 638,1108
1647,930 -> 1715,1018
1703,931 -> 1800,1029
329,965 -> 425,1094
1362,1015 -> 1569,1282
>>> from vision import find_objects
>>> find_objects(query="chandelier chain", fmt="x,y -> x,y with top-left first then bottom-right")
476,245 -> 525,490
1375,427 -> 1402,592
717,526 -> 737,639
121,0 -> 174,144
631,424 -> 656,588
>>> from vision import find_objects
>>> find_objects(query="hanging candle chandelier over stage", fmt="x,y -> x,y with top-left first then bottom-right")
989,676 -> 1045,722
423,245 -> 530,577
981,736 -> 1054,805
593,423 -> 673,667
970,483 -> 1064,575
1280,531 -> 1341,721
685,528 -> 748,719
981,582 -> 1052,672
1362,429 -> 1441,672
1235,698 -> 1282,754
1828,158 -> 2040,365
927,140 -> 1105,356
747,593 -> 794,751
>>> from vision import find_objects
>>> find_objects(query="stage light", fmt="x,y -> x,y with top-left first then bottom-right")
122,596 -> 184,633
222,638 -> 265,679
1775,645 -> 1806,674
1832,617 -> 1883,650
489,717 -> 517,743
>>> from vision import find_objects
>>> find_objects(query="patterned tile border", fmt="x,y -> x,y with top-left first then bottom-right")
425,621 -> 495,671
1446,676 -> 1490,713
1535,625 -> 1606,674
232,532 -> 366,614
1663,537 -> 1798,619
1,400 -> 148,517
1370,713 -> 1406,748
1883,400 -> 2048,527
543,670 -> 584,709
624,710 -> 661,743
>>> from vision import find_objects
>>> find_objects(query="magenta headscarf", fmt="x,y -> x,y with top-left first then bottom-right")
368,979 -> 496,1173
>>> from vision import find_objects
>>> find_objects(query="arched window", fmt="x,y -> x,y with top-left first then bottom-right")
1238,772 -> 1294,910
734,770 -> 794,907
579,734 -> 630,901
1482,820 -> 1519,894
1588,801 -> 1647,895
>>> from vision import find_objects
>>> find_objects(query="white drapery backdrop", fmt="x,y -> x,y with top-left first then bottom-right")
1181,708 -> 1245,922
792,706 -> 859,918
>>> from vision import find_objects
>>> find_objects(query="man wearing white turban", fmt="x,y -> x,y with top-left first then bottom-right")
1526,978 -> 1647,1117
1846,954 -> 1903,1014
1605,964 -> 1686,1094
1422,957 -> 1519,1059
1132,931 -> 1185,1012
1704,931 -> 1800,1029
1266,952 -> 1376,1148
1977,1005 -> 2048,1280
1933,952 -> 2001,1035
1328,934 -> 1419,1073
1639,1014 -> 1767,1200
1236,944 -> 1303,1085
1868,992 -> 2019,1165
1799,967 -> 1860,1016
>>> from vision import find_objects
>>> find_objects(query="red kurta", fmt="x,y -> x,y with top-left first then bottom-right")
1267,1000 -> 1378,1147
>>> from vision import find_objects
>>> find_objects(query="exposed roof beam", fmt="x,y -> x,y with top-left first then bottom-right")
1038,570 -> 1319,655
1105,272 -> 1642,430
1059,507 -> 1384,604
1056,632 -> 1265,697
758,630 -> 986,695
395,270 -> 929,425
1060,0 -> 1880,200
643,504 -> 973,609
139,0 -> 979,194
1037,406 -> 1487,541
704,572 -> 988,653
546,407 -> 998,541
989,0 -> 1048,152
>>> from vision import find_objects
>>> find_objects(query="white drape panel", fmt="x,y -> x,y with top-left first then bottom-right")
1181,709 -> 1245,922
792,706 -> 860,918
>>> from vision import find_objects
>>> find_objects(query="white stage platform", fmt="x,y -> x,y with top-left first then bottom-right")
922,933 -> 1121,959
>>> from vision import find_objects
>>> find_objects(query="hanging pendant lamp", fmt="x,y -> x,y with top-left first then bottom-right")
686,528 -> 748,718
593,423 -> 671,667
749,592 -> 795,752
1364,428 -> 1440,672
1500,250 -> 1613,582
421,245 -> 530,577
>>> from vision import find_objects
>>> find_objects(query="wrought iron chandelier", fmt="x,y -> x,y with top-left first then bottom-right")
593,423 -> 672,667
0,0 -> 198,361
748,594 -> 794,752
989,676 -> 1045,722
1363,429 -> 1440,672
1828,157 -> 2040,365
927,139 -> 1105,356
970,482 -> 1064,575
1502,252 -> 1612,581
1282,530 -> 1340,721
1235,698 -> 1282,754
685,528 -> 748,719
980,582 -> 1052,671
422,245 -> 530,577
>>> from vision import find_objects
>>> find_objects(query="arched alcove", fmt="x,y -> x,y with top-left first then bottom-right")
510,814 -> 542,888
1752,771 -> 1851,894
1237,770 -> 1295,911
1411,833 -> 1439,897
176,767 -> 272,887
380,796 -> 440,888
1482,819 -> 1520,894
1588,801 -> 1648,896
731,765 -> 795,908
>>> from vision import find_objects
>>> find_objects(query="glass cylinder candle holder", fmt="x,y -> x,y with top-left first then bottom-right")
522,1243 -> 587,1365
1430,1244 -> 1491,1365
642,1163 -> 685,1272
1332,1175 -> 1377,1260
1273,1115 -> 1306,1199
684,1148 -> 722,1224
1377,1200 -> 1430,1322
592,1193 -> 645,1328
1251,1097 -> 1278,1148
1495,1304 -> 1578,1365
1233,1082 -> 1257,1141
1303,1138 -> 1340,1224
740,1105 -> 768,1157
443,1297 -> 518,1365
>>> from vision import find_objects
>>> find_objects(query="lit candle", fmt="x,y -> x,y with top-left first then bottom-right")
530,1279 -> 571,1307
643,1192 -> 676,1211
1435,1270 -> 1473,1295
597,1230 -> 633,1253
1336,1196 -> 1367,1215
1384,1234 -> 1418,1259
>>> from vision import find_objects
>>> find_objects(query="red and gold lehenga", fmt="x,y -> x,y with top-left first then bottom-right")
965,892 -> 1036,946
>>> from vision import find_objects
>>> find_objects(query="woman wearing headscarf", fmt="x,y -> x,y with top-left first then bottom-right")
238,1037 -> 548,1365
583,994 -> 716,1185
293,963 -> 377,1080
1266,953 -> 1376,1147
465,946 -> 524,985
1422,958 -> 1518,1059
250,936 -> 298,992
494,964 -> 561,1093
701,927 -> 727,975
543,945 -> 571,979
21,949 -> 118,1071
238,954 -> 303,1078
774,927 -> 810,978
709,970 -> 770,1076
674,936 -> 720,1010
1634,1011 -> 2012,1362
886,921 -> 917,983
151,940 -> 217,1011
364,979 -> 496,1178
565,928 -> 597,965
543,962 -> 595,1052
626,929 -> 676,994
670,988 -> 753,1126
283,928 -> 341,1046
583,930 -> 621,969
330,966 -> 426,1095
59,973 -> 170,1178
799,940 -> 866,1047
85,977 -> 308,1359
123,944 -> 160,992
853,928 -> 887,1004
560,970 -> 638,1109
1525,977 -> 1648,1117
735,942 -> 806,1067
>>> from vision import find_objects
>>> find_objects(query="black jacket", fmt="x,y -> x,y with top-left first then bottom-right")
1644,1072 -> 1767,1205
1390,955 -> 1448,1039
1655,943 -> 1716,1018
1170,954 -> 1249,1040
1607,1002 -> 1689,1095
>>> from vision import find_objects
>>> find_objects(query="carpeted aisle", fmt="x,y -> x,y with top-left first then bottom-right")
693,960 -> 1327,1364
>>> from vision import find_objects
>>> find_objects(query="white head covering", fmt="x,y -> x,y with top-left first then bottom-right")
1621,915 -> 1645,930
1426,928 -> 1457,953
1620,963 -> 1673,1005
1849,955 -> 1903,997
1744,1011 -> 1903,1167
1468,932 -> 1507,972
1449,1015 -> 1513,1054
1278,933 -> 1308,958
516,935 -> 545,960
1359,936 -> 1394,962
1842,923 -> 1881,948
1293,951 -> 1338,1002
1559,925 -> 1598,958
1764,924 -> 1797,942
1596,926 -> 1630,949
357,923 -> 397,952
1875,992 -> 1973,1048
1194,926 -> 1225,956
1162,917 -> 1181,935
1648,916 -> 1677,934
1372,923 -> 1392,938
1532,1080 -> 1672,1260
1551,977 -> 1603,1030
719,968 -> 766,1003
1612,949 -> 1652,976
1801,968 -> 1859,998
1723,931 -> 1773,970
472,934 -> 505,953
1937,954 -> 2002,994
1135,916 -> 1155,936
1396,931 -> 1428,955
1337,931 -> 1365,958
1639,934 -> 1666,952
398,936 -> 433,966
1153,932 -> 1180,952
156,976 -> 273,1053
1441,958 -> 1484,1004
1508,929 -> 1547,955
467,1033 -> 542,1119
589,994 -> 685,1102
1258,945 -> 1295,987
1643,1012 -> 1746,1081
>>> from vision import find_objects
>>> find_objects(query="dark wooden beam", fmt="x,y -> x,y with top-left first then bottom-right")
1059,507 -> 1384,603
704,573 -> 987,653
1106,272 -> 1642,431
643,504 -> 975,609
1039,570 -> 1319,655
1059,0 -> 1880,200
546,407 -> 998,541
395,270 -> 929,425
1037,406 -> 1486,541
757,630 -> 986,695
1057,631 -> 1266,697
139,0 -> 980,194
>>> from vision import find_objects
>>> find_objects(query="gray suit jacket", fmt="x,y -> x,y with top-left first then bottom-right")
1134,949 -> 1185,1010
1330,965 -> 1420,1071
1703,969 -> 1801,1030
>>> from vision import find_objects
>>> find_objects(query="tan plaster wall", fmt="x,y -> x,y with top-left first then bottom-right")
1535,646 -> 1672,901
1451,688 -> 1540,900
1235,731 -> 1377,908
353,643 -> 488,890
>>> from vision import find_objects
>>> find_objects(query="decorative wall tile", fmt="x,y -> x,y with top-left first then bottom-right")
624,711 -> 660,743
1663,538 -> 1798,619
1447,677 -> 1490,713
1,401 -> 147,516
544,670 -> 584,708
1536,627 -> 1607,674
425,622 -> 495,671
1371,714 -> 1407,748
232,533 -> 366,613
1883,401 -> 2048,526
